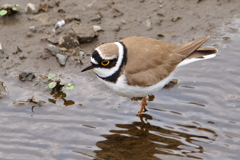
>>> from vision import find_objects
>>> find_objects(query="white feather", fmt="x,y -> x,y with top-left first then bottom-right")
98,73 -> 173,97
177,54 -> 216,68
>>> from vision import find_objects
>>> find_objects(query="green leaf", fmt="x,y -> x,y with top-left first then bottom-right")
0,10 -> 7,16
48,82 -> 57,89
64,83 -> 75,90
48,74 -> 56,80
12,7 -> 18,11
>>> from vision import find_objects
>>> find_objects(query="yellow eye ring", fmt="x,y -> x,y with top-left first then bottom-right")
101,60 -> 110,66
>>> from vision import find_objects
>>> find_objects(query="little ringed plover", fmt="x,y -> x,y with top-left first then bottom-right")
82,36 -> 217,114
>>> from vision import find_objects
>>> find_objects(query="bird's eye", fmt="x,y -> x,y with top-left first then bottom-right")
101,60 -> 110,66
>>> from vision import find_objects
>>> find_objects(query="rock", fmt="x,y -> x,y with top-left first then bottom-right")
93,25 -> 103,32
91,14 -> 101,22
157,34 -> 164,37
157,9 -> 166,16
45,44 -> 61,56
19,72 -> 36,82
53,20 -> 65,32
79,51 -> 85,57
112,8 -> 123,18
64,15 -> 81,23
145,19 -> 152,30
58,36 -> 79,49
26,32 -> 33,37
0,81 -> 8,97
38,3 -> 48,13
56,54 -> 68,66
29,26 -> 37,33
47,38 -> 58,45
171,16 -> 182,22
25,3 -> 37,14
0,43 -> 3,53
71,23 -> 98,43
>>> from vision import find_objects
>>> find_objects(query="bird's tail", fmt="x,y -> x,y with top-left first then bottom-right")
177,46 -> 217,67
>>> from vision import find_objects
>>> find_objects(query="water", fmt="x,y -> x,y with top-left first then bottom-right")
1,20 -> 240,160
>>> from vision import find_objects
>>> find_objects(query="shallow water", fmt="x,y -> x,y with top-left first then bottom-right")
1,20 -> 240,160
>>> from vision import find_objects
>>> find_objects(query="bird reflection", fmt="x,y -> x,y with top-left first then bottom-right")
94,114 -> 217,160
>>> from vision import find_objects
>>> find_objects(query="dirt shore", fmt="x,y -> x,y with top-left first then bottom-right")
0,0 -> 239,77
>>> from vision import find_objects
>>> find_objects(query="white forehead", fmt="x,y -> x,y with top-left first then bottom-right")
91,57 -> 98,64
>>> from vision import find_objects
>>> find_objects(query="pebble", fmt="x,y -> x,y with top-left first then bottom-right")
45,44 -> 60,56
19,72 -> 36,82
53,20 -> 65,32
93,25 -> 103,32
171,16 -> 182,22
71,23 -> 97,43
29,26 -> 37,33
157,9 -> 166,16
56,54 -> 68,66
26,32 -> 33,37
0,81 -> 8,97
79,51 -> 85,57
91,14 -> 101,22
58,36 -> 79,49
47,38 -> 58,45
64,15 -> 81,23
145,19 -> 152,30
0,43 -> 3,53
25,3 -> 37,14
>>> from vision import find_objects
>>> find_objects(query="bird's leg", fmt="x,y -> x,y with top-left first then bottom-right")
138,96 -> 147,114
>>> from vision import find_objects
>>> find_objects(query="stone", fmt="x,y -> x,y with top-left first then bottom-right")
45,44 -> 61,56
93,25 -> 103,32
0,81 -> 8,97
91,14 -> 101,22
47,38 -> 58,45
0,43 -> 3,53
26,32 -> 33,37
58,36 -> 79,49
25,3 -> 37,14
53,20 -> 65,32
71,23 -> 97,43
29,26 -> 37,33
56,54 -> 68,66
19,72 -> 36,82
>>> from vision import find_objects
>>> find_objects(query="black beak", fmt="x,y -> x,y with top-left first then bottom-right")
81,64 -> 95,72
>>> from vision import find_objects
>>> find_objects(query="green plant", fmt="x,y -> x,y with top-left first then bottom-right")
0,4 -> 20,16
47,74 -> 75,90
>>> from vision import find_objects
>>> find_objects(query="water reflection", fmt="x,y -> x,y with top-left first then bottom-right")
48,87 -> 75,106
94,114 -> 217,160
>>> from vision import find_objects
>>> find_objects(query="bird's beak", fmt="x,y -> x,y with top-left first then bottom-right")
81,64 -> 95,72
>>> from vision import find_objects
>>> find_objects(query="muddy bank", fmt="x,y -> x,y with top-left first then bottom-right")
0,0 -> 239,77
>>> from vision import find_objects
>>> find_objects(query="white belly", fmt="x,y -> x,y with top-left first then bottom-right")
98,74 -> 173,97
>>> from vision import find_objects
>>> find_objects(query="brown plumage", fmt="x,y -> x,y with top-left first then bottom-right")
120,36 -> 217,87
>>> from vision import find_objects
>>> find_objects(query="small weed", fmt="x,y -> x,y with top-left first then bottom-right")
0,4 -> 20,16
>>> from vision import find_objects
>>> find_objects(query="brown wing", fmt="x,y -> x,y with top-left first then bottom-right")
121,36 -> 184,87
121,36 -> 212,87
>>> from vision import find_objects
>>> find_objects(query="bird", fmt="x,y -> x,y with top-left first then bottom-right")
81,36 -> 217,114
